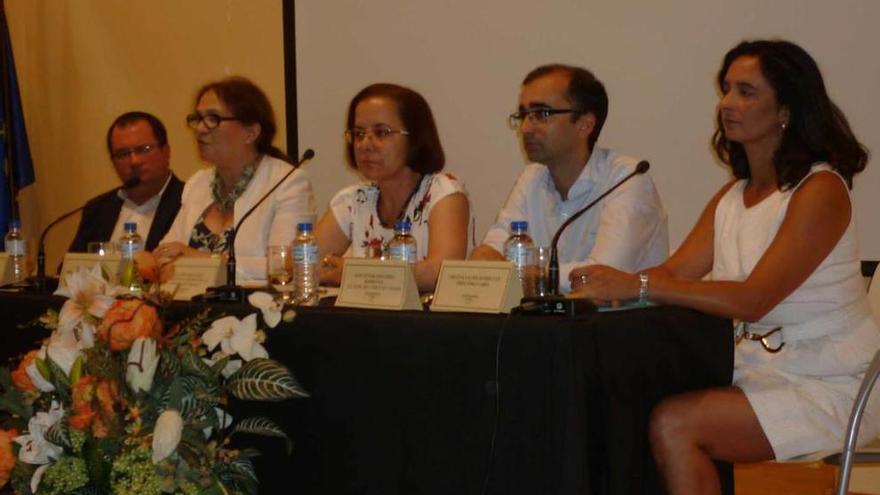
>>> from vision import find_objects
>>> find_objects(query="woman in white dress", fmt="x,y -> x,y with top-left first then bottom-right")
569,40 -> 880,494
315,83 -> 470,292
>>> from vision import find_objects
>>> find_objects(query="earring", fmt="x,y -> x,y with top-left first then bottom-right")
780,122 -> 788,130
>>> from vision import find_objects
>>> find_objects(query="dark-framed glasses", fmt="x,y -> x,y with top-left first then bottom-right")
507,107 -> 581,129
344,126 -> 410,144
110,143 -> 161,161
186,112 -> 240,130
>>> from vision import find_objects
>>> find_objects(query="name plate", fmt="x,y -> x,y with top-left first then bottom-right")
163,257 -> 226,301
431,260 -> 522,314
60,253 -> 124,286
335,258 -> 421,311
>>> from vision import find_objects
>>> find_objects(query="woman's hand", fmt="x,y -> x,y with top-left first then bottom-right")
152,242 -> 210,264
569,264 -> 640,306
319,254 -> 344,287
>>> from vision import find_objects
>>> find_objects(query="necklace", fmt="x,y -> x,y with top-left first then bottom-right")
211,155 -> 261,212
376,174 -> 423,228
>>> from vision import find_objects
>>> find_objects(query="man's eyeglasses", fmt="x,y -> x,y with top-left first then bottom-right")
507,108 -> 581,129
186,113 -> 240,130
110,143 -> 161,161
345,126 -> 410,144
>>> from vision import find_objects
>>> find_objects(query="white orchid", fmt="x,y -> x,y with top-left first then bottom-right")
202,314 -> 268,362
14,401 -> 65,465
248,291 -> 281,328
54,264 -> 115,349
126,337 -> 160,393
203,353 -> 242,378
152,409 -> 184,463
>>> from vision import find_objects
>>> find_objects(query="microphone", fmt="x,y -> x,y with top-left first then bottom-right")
517,160 -> 650,315
31,176 -> 142,293
205,149 -> 315,302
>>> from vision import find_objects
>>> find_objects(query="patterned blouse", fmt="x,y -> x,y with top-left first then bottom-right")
329,173 -> 469,260
188,212 -> 232,253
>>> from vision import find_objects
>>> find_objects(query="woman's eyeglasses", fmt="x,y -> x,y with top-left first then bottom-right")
186,113 -> 240,130
345,126 -> 410,144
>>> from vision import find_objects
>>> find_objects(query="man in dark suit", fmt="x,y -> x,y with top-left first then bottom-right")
69,111 -> 184,252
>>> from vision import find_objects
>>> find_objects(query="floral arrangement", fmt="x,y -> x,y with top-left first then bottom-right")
0,262 -> 306,494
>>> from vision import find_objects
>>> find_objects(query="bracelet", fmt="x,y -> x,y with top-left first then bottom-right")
638,273 -> 649,305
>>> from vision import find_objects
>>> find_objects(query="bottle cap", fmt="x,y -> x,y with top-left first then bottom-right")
394,220 -> 412,231
297,222 -> 313,233
510,220 -> 528,232
124,222 -> 137,232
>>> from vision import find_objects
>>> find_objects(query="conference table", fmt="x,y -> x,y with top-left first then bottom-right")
0,292 -> 734,494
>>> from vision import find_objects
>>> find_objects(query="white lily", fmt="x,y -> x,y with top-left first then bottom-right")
25,347 -> 55,393
55,264 -> 114,349
202,314 -> 268,362
31,464 -> 49,494
14,401 -> 64,465
152,409 -> 184,463
126,337 -> 160,393
248,291 -> 281,328
45,326 -> 82,375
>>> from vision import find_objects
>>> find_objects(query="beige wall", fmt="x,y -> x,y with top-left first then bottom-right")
7,0 -> 284,269
8,1 -> 880,270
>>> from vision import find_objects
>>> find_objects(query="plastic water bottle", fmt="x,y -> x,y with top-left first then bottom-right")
4,219 -> 27,283
387,220 -> 417,263
503,221 -> 535,296
118,222 -> 143,292
293,222 -> 319,306
118,222 -> 143,258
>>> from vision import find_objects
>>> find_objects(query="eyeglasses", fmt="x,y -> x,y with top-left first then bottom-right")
186,112 -> 240,130
507,108 -> 581,129
345,126 -> 410,144
110,143 -> 161,161
735,323 -> 785,353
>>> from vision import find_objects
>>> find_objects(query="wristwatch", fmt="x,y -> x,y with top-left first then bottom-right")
638,273 -> 649,305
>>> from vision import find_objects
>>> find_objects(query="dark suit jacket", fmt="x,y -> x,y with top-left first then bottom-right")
68,174 -> 184,252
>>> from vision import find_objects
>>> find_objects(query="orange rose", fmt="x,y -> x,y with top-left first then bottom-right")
0,428 -> 18,489
97,299 -> 162,351
70,375 -> 97,431
11,350 -> 39,392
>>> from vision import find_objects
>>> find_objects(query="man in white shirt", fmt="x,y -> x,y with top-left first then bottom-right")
69,111 -> 184,252
470,64 -> 668,292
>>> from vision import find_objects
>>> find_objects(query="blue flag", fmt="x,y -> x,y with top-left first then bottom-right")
0,2 -> 35,247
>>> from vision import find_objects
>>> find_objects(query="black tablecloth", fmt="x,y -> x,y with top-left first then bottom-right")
0,294 -> 734,494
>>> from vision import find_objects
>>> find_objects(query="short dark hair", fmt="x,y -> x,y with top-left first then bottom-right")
345,83 -> 445,174
523,64 -> 608,149
712,39 -> 868,189
195,76 -> 289,162
106,111 -> 167,153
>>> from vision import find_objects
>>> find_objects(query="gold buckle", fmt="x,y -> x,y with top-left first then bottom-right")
735,323 -> 785,353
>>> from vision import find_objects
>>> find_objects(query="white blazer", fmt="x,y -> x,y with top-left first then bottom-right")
161,154 -> 316,283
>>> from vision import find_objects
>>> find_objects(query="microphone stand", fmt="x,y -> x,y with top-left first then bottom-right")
205,149 -> 315,302
27,177 -> 143,293
518,160 -> 650,315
